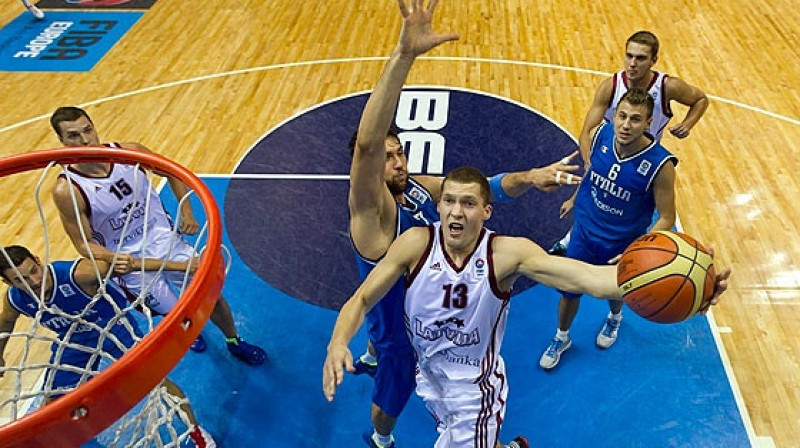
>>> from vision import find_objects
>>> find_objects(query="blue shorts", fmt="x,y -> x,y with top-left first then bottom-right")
372,349 -> 417,418
560,222 -> 637,299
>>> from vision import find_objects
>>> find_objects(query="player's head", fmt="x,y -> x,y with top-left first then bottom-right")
614,88 -> 655,145
51,106 -> 100,147
0,245 -> 47,293
624,31 -> 659,81
349,129 -> 408,196
438,167 -> 493,251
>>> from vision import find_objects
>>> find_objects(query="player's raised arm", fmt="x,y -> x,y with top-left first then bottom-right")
323,226 -> 429,401
665,77 -> 708,139
349,1 -> 458,243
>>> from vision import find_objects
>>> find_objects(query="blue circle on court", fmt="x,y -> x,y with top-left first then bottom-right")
225,87 -> 580,310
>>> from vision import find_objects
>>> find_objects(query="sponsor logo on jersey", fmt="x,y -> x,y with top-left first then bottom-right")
414,317 -> 480,347
430,261 -> 442,271
58,284 -> 76,296
637,160 -> 652,175
408,186 -> 429,204
601,145 -> 609,153
442,349 -> 481,367
474,258 -> 485,277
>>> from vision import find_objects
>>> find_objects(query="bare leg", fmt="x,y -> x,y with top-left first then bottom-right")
209,295 -> 237,339
371,403 -> 397,438
558,296 -> 581,331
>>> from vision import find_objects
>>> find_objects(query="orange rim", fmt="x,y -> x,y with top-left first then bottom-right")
0,147 -> 224,448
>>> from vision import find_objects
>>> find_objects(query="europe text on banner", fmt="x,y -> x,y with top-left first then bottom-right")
0,11 -> 143,72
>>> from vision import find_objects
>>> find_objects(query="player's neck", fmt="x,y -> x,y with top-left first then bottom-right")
628,71 -> 655,89
615,135 -> 652,157
70,162 -> 112,176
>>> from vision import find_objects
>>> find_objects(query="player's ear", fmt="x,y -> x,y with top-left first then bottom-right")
484,203 -> 493,220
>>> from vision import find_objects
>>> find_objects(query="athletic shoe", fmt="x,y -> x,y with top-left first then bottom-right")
547,242 -> 567,257
188,425 -> 217,448
362,427 -> 395,448
351,355 -> 378,377
189,334 -> 207,352
507,436 -> 529,448
539,337 -> 572,370
596,314 -> 622,349
26,5 -> 44,19
227,337 -> 267,365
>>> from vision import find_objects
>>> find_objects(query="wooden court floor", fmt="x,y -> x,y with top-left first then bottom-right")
0,0 -> 798,446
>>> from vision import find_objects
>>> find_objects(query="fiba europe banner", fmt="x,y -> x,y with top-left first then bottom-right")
0,11 -> 143,72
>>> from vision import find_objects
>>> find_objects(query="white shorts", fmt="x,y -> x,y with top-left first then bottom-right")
416,356 -> 508,448
116,238 -> 197,315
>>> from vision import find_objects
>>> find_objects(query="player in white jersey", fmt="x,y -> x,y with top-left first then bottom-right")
324,166 -> 732,447
49,106 -> 266,366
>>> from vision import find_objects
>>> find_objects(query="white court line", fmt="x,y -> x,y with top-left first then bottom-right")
1,56 -> 799,135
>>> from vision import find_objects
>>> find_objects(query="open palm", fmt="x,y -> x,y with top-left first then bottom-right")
396,0 -> 459,57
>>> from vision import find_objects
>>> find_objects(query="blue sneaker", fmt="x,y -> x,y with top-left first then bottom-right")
538,337 -> 571,370
351,355 -> 377,377
227,337 -> 267,365
189,334 -> 207,352
596,313 -> 622,349
362,428 -> 395,448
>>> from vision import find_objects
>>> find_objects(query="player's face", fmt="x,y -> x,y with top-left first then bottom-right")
624,42 -> 656,83
384,136 -> 408,196
57,116 -> 100,147
437,181 -> 492,252
613,101 -> 652,146
2,258 -> 49,294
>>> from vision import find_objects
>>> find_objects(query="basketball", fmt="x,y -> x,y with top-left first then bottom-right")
617,231 -> 716,323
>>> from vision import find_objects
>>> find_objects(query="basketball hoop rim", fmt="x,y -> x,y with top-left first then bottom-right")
0,147 -> 225,448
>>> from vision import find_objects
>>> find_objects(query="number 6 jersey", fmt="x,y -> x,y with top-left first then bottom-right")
405,223 -> 511,382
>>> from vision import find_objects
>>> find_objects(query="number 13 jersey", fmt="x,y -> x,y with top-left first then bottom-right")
405,223 -> 511,382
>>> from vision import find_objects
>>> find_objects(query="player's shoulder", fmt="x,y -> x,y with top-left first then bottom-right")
119,141 -> 152,153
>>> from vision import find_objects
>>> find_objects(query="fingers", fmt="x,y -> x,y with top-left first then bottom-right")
322,358 -> 341,402
554,171 -> 580,185
397,0 -> 409,16
561,150 -> 579,164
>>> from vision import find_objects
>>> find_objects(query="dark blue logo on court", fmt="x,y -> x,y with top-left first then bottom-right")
226,88 -> 579,310
0,11 -> 142,72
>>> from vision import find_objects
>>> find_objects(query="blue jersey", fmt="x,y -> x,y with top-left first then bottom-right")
6,260 -> 141,355
573,122 -> 677,243
355,177 -> 439,352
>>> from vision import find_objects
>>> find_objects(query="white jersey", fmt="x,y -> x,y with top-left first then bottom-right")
62,143 -> 178,258
405,223 -> 510,383
603,70 -> 673,141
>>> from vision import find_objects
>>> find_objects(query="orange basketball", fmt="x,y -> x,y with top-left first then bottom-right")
617,231 -> 716,323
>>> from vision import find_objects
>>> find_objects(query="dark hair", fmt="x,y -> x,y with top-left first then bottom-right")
50,106 -> 92,137
0,245 -> 35,281
619,88 -> 655,118
348,129 -> 401,157
442,166 -> 491,204
626,31 -> 659,59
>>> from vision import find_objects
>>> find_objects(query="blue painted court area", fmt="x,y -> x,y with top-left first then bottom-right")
154,177 -> 750,447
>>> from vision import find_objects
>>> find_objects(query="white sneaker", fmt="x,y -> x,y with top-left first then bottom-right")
596,313 -> 622,349
539,337 -> 572,370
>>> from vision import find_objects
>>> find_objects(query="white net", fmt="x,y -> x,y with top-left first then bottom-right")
0,155 -> 219,448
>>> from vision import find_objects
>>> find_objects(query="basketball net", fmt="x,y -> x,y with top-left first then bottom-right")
0,148 -> 224,448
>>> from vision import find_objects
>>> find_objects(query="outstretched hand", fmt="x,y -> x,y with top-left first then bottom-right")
322,344 -> 355,402
396,0 -> 459,57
